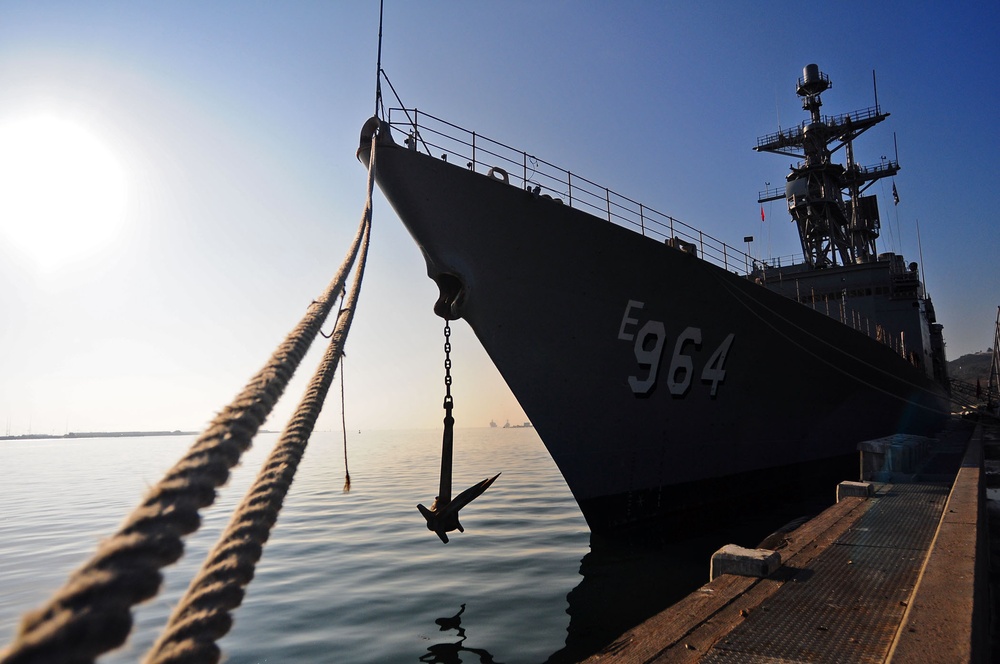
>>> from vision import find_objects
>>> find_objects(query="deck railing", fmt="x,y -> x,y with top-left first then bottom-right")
755,105 -> 885,151
386,108 -> 753,275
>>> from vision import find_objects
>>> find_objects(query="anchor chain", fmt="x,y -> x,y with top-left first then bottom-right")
417,320 -> 499,543
440,321 -> 455,504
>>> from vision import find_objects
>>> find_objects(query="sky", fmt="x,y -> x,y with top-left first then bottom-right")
0,1 -> 997,436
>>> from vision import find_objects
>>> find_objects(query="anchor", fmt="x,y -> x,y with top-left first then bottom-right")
418,280 -> 499,543
417,397 -> 500,542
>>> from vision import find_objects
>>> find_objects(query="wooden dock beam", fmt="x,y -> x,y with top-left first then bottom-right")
582,420 -> 991,663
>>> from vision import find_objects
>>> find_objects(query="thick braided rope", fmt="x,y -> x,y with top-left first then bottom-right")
0,135 -> 379,664
143,211 -> 371,664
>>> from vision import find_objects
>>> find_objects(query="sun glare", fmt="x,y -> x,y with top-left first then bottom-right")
0,115 -> 127,271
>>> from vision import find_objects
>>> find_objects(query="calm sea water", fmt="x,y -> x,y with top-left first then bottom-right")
0,428 -> 822,663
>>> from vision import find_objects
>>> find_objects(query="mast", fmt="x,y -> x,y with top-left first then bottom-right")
754,64 -> 899,269
374,0 -> 385,117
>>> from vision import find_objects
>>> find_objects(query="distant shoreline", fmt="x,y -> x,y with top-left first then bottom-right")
0,430 -> 198,441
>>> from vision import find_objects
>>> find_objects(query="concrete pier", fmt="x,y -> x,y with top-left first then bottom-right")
583,418 -> 993,663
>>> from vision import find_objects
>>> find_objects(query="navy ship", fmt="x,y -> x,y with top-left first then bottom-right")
359,65 -> 950,533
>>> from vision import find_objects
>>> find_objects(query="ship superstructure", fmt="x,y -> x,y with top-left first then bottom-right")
359,64 -> 951,533
755,64 -> 897,268
753,65 -> 948,387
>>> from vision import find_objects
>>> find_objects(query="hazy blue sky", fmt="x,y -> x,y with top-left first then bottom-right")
1,1 -> 997,435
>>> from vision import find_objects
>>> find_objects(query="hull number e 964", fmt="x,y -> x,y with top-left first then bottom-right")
618,300 -> 734,397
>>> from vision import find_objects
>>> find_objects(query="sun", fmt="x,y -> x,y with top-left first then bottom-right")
0,115 -> 127,271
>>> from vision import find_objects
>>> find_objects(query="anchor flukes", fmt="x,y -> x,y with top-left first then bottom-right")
417,473 -> 501,543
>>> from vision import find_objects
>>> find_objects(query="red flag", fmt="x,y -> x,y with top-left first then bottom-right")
760,205 -> 765,222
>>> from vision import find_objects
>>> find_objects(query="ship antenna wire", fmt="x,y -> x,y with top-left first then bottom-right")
916,218 -> 928,297
873,69 -> 879,112
369,3 -> 433,156
379,69 -> 432,155
375,0 -> 385,117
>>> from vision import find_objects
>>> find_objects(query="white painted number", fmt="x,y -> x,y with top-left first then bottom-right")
618,300 -> 734,398
666,326 -> 701,396
701,333 -> 735,396
627,320 -> 665,394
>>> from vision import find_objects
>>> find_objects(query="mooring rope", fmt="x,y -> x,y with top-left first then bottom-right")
0,133 -> 379,664
143,211 -> 371,664
341,354 -> 352,492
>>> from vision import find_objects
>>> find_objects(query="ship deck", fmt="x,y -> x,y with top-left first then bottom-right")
582,416 -> 996,663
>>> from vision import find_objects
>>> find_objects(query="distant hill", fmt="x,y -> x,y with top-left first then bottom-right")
948,351 -> 995,385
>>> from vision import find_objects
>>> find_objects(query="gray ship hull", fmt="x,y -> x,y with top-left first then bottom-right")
360,121 -> 949,532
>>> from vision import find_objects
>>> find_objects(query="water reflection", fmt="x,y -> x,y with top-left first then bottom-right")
546,493 -> 834,663
419,604 -> 502,664
544,532 -> 714,663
